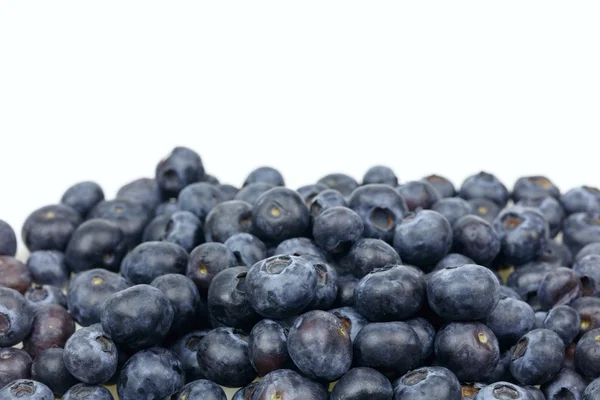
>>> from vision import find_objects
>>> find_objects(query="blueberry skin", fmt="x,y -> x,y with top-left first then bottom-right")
26,250 -> 69,287
309,189 -> 347,217
22,304 -> 75,359
312,207 -> 364,254
88,199 -> 151,248
574,254 -> 600,295
353,322 -> 422,380
431,197 -> 473,227
452,215 -> 501,266
31,348 -> 78,396
121,241 -> 188,285
510,329 -> 565,385
459,171 -> 509,207
585,378 -> 600,400
65,219 -> 128,273
204,200 -> 253,243
473,382 -> 534,400
207,266 -> 260,331
363,165 -> 398,187
404,317 -> 436,362
392,366 -> 461,400
423,175 -> 456,198
0,287 -> 34,347
498,285 -> 523,301
177,182 -> 225,222
251,187 -> 310,245
329,307 -> 368,343
61,181 -> 105,218
394,210 -> 453,268
427,264 -> 500,321
118,347 -> 185,400
160,211 -> 204,253
484,297 -> 535,348
577,242 -> 600,261
355,265 -> 425,321
430,253 -> 475,274
332,367 -> 392,400
224,233 -> 267,267
172,379 -> 227,400
493,206 -> 550,265
25,284 -> 67,308
246,255 -> 317,319
0,348 -> 32,388
539,240 -> 573,268
537,267 -> 583,310
67,268 -> 129,326
101,285 -> 174,351
232,383 -> 257,400
334,276 -> 359,308
506,261 -> 556,307
534,311 -> 547,329
116,178 -> 162,213
196,327 -> 256,387
287,310 -> 352,381
572,297 -> 600,336
564,212 -> 600,256
396,181 -> 441,211
525,386 -> 547,400
0,220 -> 17,257
340,238 -> 401,278
0,379 -> 54,400
151,274 -> 202,335
155,198 -> 179,216
0,256 -> 32,294
251,369 -> 328,400
186,242 -> 238,296
248,319 -> 292,376
483,350 -> 514,384
218,184 -> 239,201
575,328 -> 600,378
274,237 -> 325,260
561,186 -> 600,215
243,166 -> 285,187
202,173 -> 220,185
62,384 -> 114,400
168,330 -> 209,383
518,196 -> 565,238
318,173 -> 359,196
512,176 -> 561,202
235,182 -> 275,206
468,198 -> 501,223
22,204 -> 82,252
348,185 -> 408,243
434,322 -> 500,382
155,146 -> 205,197
541,367 -> 587,400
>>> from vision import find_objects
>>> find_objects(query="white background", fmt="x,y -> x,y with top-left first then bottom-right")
1,1 -> 600,245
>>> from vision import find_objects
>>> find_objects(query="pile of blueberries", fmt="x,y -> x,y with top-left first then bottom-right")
2,147 -> 600,400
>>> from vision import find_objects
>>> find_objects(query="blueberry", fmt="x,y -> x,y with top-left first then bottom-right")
116,178 -> 162,213
363,165 -> 398,187
512,176 -> 561,202
23,304 -> 74,358
538,240 -> 573,268
473,382 -> 534,400
353,322 -> 422,380
0,220 -> 17,257
563,212 -> 600,255
537,267 -> 583,310
204,200 -> 253,243
435,322 -> 500,382
574,254 -> 600,295
155,198 -> 179,216
60,181 -> 105,218
203,173 -> 220,184
146,210 -> 203,253
186,242 -> 238,296
572,297 -> 600,336
459,171 -> 509,207
297,184 -> 329,208
25,250 -> 69,287
405,317 -> 436,362
348,185 -> 407,243
427,264 -> 499,321
67,268 -> 129,326
468,198 -> 501,223
577,242 -> 600,261
177,182 -> 225,222
248,319 -> 292,376
524,386 -> 546,400
575,328 -> 600,378
334,276 -> 359,307
0,348 -> 32,389
25,284 -> 67,308
62,384 -> 114,400
430,253 -> 475,274
117,347 -> 184,400
232,383 -> 257,400
88,199 -> 151,248
219,184 -> 239,201
318,173 -> 359,196
274,237 -> 325,260
584,378 -> 600,400
395,181 -> 441,211
243,166 -> 285,187
22,204 -> 82,252
151,274 -> 202,335
506,261 -> 556,309
302,262 -> 337,311
534,311 -> 547,329
65,219 -> 128,273
247,255 -> 317,318
312,206 -> 364,255
329,307 -> 368,342
392,366 -> 461,400
0,287 -> 34,347
63,325 -> 118,385
510,329 -> 564,385
168,330 -> 209,383
251,369 -> 328,400
196,327 -> 256,387
452,215 -> 501,266
234,182 -> 275,206
394,210 -> 452,268
422,175 -> 456,198
484,297 -> 535,348
517,196 -> 564,238
101,284 -> 174,351
0,379 -> 54,399
155,146 -> 205,197
431,197 -> 473,226
30,348 -> 77,396
540,367 -> 587,400
309,189 -> 347,217
483,350 -> 514,384
173,379 -> 227,400
224,233 -> 267,267
332,367 -> 392,400
121,241 -> 188,285
498,285 -> 523,301
340,238 -> 401,278
0,256 -> 32,294
561,186 -> 600,215
251,187 -> 310,244
355,265 -> 424,321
